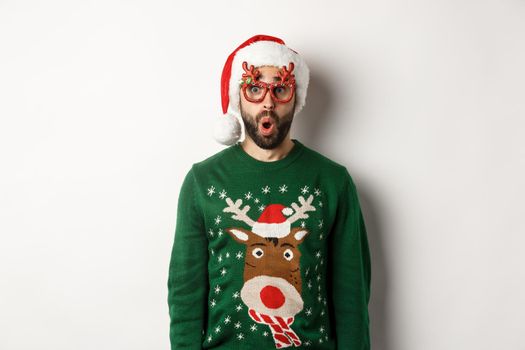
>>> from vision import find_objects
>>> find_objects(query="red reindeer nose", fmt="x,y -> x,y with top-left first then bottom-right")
260,285 -> 286,309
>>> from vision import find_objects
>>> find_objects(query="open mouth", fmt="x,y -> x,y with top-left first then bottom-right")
259,116 -> 275,136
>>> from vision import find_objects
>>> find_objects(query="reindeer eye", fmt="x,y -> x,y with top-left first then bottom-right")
283,249 -> 294,261
252,247 -> 264,258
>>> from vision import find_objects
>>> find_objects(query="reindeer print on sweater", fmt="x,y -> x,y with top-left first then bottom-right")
204,183 -> 330,348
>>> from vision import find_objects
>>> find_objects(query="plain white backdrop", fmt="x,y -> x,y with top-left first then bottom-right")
1,0 -> 524,349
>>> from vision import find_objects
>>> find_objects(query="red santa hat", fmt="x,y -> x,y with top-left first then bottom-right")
252,203 -> 294,238
213,34 -> 310,146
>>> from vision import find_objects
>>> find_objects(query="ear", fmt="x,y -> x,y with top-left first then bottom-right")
291,226 -> 309,244
225,227 -> 253,244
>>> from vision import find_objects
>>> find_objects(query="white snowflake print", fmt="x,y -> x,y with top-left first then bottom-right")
278,184 -> 288,193
250,324 -> 257,332
219,189 -> 227,199
214,285 -> 221,294
314,188 -> 321,196
244,191 -> 253,200
300,185 -> 309,194
235,251 -> 243,259
234,321 -> 242,329
300,221 -> 306,228
237,333 -> 244,340
207,334 -> 212,342
305,267 -> 310,276
319,232 -> 324,240
318,201 -> 323,207
225,252 -> 230,258
316,250 -> 322,259
220,267 -> 227,276
305,307 -> 312,316
254,198 -> 260,204
317,274 -> 321,282
224,315 -> 231,324
217,254 -> 223,263
320,326 -> 325,334
214,215 -> 222,225
235,303 -> 243,312
258,204 -> 266,212
208,228 -> 215,237
261,185 -> 270,194
215,325 -> 221,333
210,299 -> 216,308
305,340 -> 312,346
207,186 -> 216,197
263,331 -> 269,337
318,219 -> 323,228
307,280 -> 313,289
232,291 -> 240,299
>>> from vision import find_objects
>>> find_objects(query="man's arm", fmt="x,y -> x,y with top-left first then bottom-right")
329,168 -> 372,349
167,166 -> 208,349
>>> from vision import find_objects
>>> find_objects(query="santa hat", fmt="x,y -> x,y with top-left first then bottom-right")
252,203 -> 294,238
213,34 -> 310,146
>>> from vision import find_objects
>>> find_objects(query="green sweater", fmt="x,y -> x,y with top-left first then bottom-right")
167,139 -> 371,349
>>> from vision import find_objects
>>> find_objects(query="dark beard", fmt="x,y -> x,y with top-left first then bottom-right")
239,106 -> 295,150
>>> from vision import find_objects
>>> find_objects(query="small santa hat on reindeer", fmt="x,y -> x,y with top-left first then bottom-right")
252,204 -> 294,238
213,34 -> 310,146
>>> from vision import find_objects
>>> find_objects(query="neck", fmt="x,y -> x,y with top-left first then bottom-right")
240,136 -> 295,162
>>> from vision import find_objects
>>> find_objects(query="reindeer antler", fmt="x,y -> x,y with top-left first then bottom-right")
241,61 -> 261,84
223,197 -> 256,226
286,194 -> 316,224
278,62 -> 296,85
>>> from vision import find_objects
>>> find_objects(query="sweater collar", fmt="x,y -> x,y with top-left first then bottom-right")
232,138 -> 305,171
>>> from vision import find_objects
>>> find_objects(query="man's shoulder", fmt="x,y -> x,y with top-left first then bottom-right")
301,142 -> 348,174
191,144 -> 236,171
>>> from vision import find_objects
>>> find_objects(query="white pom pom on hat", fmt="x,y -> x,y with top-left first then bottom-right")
213,34 -> 310,146
212,112 -> 242,146
282,207 -> 293,216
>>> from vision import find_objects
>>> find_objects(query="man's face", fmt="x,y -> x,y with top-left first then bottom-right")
239,65 -> 296,150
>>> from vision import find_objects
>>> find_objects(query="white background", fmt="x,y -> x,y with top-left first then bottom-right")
1,1 -> 524,349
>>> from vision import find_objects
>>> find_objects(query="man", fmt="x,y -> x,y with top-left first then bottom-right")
167,34 -> 371,349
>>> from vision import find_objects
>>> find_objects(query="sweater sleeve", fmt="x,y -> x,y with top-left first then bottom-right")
329,168 -> 372,349
167,166 -> 209,349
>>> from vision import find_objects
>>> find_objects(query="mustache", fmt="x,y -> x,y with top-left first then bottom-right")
256,110 -> 278,122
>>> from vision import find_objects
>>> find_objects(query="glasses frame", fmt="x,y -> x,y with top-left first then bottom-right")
239,61 -> 296,104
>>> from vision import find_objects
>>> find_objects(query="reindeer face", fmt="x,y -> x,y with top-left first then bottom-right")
222,195 -> 315,319
226,226 -> 309,318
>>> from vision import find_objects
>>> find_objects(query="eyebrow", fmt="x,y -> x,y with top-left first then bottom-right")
258,75 -> 281,82
280,242 -> 295,248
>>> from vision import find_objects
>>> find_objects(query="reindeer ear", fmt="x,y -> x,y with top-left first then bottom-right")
292,227 -> 309,244
225,227 -> 252,244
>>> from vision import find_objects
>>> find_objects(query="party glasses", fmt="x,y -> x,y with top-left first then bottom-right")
239,61 -> 296,104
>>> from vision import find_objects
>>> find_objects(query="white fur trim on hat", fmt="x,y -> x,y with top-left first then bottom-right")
252,221 -> 291,238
